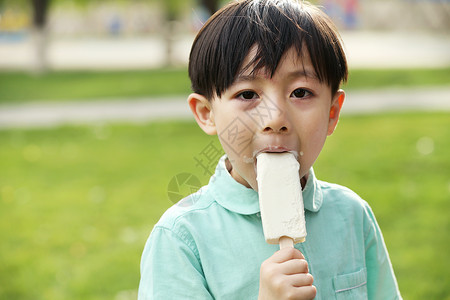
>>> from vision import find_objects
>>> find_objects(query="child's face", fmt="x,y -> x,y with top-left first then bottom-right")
193,47 -> 344,190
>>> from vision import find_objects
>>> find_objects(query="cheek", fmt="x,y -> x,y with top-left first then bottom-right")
295,109 -> 329,141
295,114 -> 329,171
298,134 -> 327,177
215,115 -> 256,159
307,118 -> 329,152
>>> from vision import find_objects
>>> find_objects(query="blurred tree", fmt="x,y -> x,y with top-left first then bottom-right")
0,0 -> 23,8
0,0 -> 223,69
161,0 -> 220,66
0,0 -> 52,73
32,0 -> 49,28
31,0 -> 50,73
162,0 -> 189,66
200,0 -> 219,15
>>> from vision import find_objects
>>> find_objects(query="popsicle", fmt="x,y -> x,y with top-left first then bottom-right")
256,152 -> 306,249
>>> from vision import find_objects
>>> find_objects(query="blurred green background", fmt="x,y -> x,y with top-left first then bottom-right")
1,107 -> 449,299
1,0 -> 450,299
1,67 -> 450,103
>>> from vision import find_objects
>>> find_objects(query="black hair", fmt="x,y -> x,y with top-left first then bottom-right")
189,0 -> 348,100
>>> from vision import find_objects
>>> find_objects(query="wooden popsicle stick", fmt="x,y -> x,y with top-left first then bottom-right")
279,236 -> 294,249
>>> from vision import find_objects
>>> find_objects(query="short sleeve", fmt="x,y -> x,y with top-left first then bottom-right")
363,204 -> 402,300
138,226 -> 213,300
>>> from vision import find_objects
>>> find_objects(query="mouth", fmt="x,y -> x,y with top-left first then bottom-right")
252,147 -> 299,171
253,147 -> 298,159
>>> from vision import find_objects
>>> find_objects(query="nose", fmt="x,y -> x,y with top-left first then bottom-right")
263,121 -> 288,133
258,99 -> 290,134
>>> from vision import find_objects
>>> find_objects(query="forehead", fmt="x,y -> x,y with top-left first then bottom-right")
237,45 -> 317,80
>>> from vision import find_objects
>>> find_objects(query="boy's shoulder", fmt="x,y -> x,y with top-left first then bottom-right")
315,179 -> 380,235
152,185 -> 217,232
317,179 -> 371,212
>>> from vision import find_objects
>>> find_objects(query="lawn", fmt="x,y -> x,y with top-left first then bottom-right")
0,67 -> 449,103
0,69 -> 192,103
0,112 -> 448,299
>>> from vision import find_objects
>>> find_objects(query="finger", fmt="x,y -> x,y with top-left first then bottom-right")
281,258 -> 309,274
292,285 -> 317,300
287,273 -> 314,287
270,247 -> 305,263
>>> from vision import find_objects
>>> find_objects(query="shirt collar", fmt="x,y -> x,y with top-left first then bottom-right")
209,155 -> 323,215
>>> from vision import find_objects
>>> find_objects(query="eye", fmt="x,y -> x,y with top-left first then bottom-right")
291,88 -> 312,99
236,90 -> 259,101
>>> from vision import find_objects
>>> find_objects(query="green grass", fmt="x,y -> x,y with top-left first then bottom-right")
0,112 -> 449,299
0,69 -> 192,103
347,67 -> 450,90
0,67 -> 449,103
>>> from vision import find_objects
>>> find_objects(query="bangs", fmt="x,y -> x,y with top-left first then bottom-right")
189,0 -> 348,100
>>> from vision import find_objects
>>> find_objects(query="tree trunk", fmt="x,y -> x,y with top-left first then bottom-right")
201,0 -> 219,15
31,0 -> 50,74
163,20 -> 176,67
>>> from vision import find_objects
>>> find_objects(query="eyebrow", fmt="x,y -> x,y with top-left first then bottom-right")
287,69 -> 319,80
233,68 -> 319,85
233,74 -> 259,84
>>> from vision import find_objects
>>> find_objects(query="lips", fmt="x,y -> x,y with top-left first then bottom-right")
254,147 -> 298,159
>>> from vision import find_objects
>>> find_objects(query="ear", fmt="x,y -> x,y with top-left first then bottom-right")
187,93 -> 217,135
327,90 -> 345,136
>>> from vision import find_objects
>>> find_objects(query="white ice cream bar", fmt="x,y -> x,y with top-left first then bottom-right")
256,152 -> 307,245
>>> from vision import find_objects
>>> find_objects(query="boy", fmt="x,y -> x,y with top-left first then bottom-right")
139,0 -> 402,299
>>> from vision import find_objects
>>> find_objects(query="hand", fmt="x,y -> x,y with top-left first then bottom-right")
258,247 -> 316,300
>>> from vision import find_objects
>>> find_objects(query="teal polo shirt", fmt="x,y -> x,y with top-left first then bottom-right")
139,155 -> 402,299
